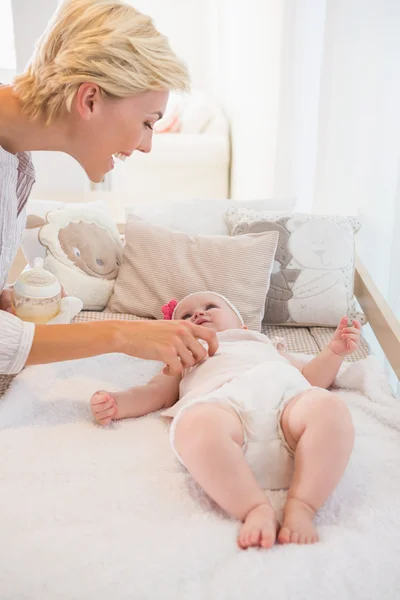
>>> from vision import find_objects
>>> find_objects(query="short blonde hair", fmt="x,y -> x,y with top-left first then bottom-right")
14,0 -> 190,125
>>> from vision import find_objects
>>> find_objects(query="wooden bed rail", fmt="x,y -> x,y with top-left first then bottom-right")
354,255 -> 400,379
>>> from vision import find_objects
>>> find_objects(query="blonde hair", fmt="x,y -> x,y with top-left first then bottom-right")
13,0 -> 190,125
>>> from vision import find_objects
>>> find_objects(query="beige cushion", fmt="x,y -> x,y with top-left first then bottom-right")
226,207 -> 365,327
107,216 -> 279,331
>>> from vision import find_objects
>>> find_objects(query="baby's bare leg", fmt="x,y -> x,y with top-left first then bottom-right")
173,403 -> 278,549
279,389 -> 354,544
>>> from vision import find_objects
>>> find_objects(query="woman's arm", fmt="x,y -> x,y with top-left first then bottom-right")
25,318 -> 218,376
26,321 -> 120,366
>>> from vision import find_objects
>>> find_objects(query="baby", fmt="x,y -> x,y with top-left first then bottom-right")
91,291 -> 359,549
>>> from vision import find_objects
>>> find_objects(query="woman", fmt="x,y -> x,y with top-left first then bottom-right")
0,0 -> 217,379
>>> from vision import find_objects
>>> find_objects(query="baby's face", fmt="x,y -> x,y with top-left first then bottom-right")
174,292 -> 244,332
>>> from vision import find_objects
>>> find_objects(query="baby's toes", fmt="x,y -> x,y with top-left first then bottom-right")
278,527 -> 291,544
238,527 -> 254,549
237,531 -> 249,549
290,531 -> 300,544
249,528 -> 261,547
260,526 -> 275,549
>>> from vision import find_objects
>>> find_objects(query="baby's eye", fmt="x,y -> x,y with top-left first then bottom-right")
206,304 -> 218,310
73,247 -> 81,258
182,313 -> 192,320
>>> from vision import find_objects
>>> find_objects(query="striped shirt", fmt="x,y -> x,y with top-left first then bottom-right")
0,144 -> 36,374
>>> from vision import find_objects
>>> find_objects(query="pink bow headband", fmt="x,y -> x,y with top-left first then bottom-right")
162,299 -> 178,320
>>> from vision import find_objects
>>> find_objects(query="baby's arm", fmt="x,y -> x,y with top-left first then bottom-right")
294,346 -> 345,389
283,317 -> 362,389
90,370 -> 181,425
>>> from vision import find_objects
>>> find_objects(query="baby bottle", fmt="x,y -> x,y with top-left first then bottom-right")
12,257 -> 62,324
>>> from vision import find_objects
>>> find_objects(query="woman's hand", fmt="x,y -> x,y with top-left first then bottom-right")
0,287 -> 14,314
330,316 -> 361,356
117,319 -> 219,376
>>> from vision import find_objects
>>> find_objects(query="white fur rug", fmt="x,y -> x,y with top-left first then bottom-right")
1,353 -> 400,600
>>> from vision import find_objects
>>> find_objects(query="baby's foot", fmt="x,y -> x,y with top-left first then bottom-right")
90,390 -> 117,426
278,498 -> 319,544
238,503 -> 278,550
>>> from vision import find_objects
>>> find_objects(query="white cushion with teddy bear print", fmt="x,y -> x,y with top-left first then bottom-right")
225,207 -> 365,328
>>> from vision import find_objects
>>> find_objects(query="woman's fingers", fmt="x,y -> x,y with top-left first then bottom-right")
163,349 -> 183,376
0,288 -> 14,313
122,320 -> 218,373
190,323 -> 219,356
162,323 -> 218,375
175,339 -> 196,370
182,334 -> 208,364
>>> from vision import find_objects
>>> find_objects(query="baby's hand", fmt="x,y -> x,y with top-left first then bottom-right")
90,390 -> 117,426
330,317 -> 361,356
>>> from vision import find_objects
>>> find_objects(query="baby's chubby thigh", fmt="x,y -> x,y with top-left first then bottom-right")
170,397 -> 245,469
224,362 -> 309,490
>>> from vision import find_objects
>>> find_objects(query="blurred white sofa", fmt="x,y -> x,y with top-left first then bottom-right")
101,93 -> 231,203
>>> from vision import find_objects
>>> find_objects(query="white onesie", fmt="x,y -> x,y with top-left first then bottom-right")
161,329 -> 314,490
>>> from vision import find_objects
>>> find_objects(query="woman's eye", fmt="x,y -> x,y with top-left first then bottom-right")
144,122 -> 153,130
73,247 -> 81,258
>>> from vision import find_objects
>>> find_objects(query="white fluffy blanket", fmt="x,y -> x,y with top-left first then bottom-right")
1,353 -> 400,600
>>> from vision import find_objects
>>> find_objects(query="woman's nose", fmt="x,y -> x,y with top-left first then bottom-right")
138,134 -> 153,154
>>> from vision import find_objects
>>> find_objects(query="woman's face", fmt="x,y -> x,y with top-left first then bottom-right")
69,85 -> 169,182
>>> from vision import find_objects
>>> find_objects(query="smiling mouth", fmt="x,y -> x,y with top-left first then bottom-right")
113,151 -> 133,162
196,318 -> 210,326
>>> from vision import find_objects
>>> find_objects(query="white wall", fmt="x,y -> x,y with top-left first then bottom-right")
214,0 -> 287,201
11,0 -> 101,199
126,0 -> 216,97
213,0 -> 327,205
311,0 -> 400,381
0,69 -> 15,85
